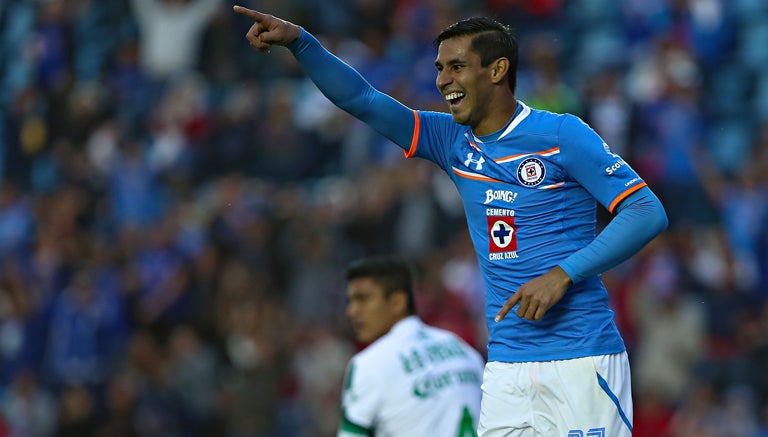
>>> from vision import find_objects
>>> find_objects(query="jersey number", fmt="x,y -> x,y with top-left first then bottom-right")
456,407 -> 477,437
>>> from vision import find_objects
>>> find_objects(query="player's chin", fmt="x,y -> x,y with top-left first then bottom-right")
354,332 -> 372,343
356,327 -> 381,343
450,111 -> 470,126
351,325 -> 367,340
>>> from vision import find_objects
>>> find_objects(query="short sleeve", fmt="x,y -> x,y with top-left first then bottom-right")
339,359 -> 379,436
557,114 -> 647,213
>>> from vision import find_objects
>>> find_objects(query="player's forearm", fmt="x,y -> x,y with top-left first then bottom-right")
287,29 -> 374,111
558,187 -> 668,283
287,29 -> 414,147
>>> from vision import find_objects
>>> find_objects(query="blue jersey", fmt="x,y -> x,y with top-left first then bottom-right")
406,102 -> 646,362
287,29 -> 664,364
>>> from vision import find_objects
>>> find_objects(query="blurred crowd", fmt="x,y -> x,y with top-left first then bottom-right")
0,0 -> 766,436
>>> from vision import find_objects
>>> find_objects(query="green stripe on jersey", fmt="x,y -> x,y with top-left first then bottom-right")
340,414 -> 373,436
343,362 -> 355,392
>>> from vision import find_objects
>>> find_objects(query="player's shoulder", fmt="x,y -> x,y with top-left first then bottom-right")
521,105 -> 600,149
346,343 -> 393,386
415,109 -> 455,122
415,109 -> 465,132
352,317 -> 423,364
354,318 -> 481,365
522,105 -> 578,128
352,339 -> 390,365
421,324 -> 485,361
420,323 -> 461,342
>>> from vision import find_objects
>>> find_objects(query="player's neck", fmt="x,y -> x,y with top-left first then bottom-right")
472,98 -> 518,137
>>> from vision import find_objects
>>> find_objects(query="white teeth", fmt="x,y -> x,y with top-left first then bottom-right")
445,92 -> 465,101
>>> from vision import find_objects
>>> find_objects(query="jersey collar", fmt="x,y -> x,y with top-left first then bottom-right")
472,100 -> 531,144
388,315 -> 422,337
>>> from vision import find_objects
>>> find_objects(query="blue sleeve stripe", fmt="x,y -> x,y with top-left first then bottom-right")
596,372 -> 633,434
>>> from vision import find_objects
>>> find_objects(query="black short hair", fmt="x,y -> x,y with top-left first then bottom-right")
435,17 -> 519,93
346,256 -> 416,314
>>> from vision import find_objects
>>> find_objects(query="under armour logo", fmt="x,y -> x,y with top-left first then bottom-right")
465,152 -> 485,170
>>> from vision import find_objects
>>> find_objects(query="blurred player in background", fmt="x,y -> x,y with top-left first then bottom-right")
234,6 -> 668,436
340,256 -> 484,437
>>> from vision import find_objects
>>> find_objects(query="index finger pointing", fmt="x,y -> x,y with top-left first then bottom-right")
495,291 -> 521,322
233,5 -> 266,21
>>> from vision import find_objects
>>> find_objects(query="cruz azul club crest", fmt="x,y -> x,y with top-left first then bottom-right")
517,157 -> 546,187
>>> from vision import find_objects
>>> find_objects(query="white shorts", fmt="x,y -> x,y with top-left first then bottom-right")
477,352 -> 633,437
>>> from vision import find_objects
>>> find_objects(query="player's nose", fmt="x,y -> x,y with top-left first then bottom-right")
436,69 -> 452,90
346,302 -> 357,318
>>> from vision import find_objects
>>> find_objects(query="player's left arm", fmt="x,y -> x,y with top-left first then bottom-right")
558,186 -> 668,283
553,114 -> 669,284
338,360 -> 378,437
495,115 -> 668,322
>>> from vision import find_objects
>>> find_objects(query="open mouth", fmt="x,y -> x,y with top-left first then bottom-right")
445,91 -> 466,107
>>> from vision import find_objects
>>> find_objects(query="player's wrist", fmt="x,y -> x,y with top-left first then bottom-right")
554,264 -> 574,287
285,26 -> 307,51
287,23 -> 302,43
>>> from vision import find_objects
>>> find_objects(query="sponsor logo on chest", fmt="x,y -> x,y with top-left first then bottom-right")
484,189 -> 518,204
486,208 -> 519,260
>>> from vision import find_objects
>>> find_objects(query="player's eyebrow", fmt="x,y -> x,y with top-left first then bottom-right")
435,58 -> 464,69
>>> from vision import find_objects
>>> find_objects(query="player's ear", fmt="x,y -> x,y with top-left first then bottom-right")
388,289 -> 408,315
490,57 -> 510,85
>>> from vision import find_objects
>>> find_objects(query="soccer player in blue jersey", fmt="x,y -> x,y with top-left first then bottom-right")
233,6 -> 668,437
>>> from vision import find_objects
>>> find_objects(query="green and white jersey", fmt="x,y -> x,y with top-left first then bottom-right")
339,316 -> 484,437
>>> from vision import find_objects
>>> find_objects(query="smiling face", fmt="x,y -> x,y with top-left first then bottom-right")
346,277 -> 406,344
435,35 -> 496,130
433,18 -> 520,136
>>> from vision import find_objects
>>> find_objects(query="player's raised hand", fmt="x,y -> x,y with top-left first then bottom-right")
495,266 -> 572,322
233,5 -> 301,53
